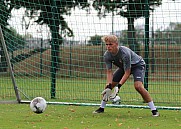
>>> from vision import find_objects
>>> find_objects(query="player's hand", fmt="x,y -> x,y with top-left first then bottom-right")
101,84 -> 112,102
110,87 -> 119,99
110,84 -> 121,99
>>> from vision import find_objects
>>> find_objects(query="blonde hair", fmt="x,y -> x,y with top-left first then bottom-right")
101,35 -> 118,44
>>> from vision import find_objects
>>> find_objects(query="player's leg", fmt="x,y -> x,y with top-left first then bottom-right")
134,81 -> 152,102
93,68 -> 124,114
132,65 -> 159,116
134,81 -> 159,116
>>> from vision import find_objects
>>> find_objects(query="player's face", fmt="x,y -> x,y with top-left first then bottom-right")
105,42 -> 118,54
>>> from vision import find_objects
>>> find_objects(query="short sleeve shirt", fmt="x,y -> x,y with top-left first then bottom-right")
104,46 -> 145,71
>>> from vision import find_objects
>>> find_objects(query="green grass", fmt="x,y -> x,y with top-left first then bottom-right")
0,77 -> 181,107
0,103 -> 180,129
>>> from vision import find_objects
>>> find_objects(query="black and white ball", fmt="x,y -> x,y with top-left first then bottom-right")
30,97 -> 47,114
110,96 -> 121,105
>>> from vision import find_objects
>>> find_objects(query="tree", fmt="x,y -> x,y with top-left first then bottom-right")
92,0 -> 162,54
88,35 -> 103,45
0,1 -> 11,71
165,22 -> 181,44
0,1 -> 27,72
5,27 -> 26,52
6,0 -> 91,98
9,0 -> 90,37
154,22 -> 181,45
8,0 -> 90,63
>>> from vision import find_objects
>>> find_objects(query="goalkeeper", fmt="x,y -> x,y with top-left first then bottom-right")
93,35 -> 159,117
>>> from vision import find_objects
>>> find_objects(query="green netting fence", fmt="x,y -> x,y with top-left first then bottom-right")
0,0 -> 181,109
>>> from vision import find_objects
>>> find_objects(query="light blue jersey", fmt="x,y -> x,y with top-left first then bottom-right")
104,46 -> 145,71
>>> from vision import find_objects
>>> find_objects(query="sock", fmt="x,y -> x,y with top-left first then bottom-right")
100,100 -> 106,108
148,101 -> 156,111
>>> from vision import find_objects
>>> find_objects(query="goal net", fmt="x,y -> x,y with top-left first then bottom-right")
0,0 -> 181,109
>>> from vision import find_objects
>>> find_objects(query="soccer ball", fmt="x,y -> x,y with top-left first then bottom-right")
30,97 -> 47,114
110,95 -> 121,105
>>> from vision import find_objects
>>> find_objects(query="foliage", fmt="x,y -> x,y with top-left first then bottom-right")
0,3 -> 27,71
6,0 -> 92,80
88,26 -> 144,46
88,35 -> 103,45
92,0 -> 162,53
0,1 -> 26,50
155,22 -> 181,44
9,0 -> 90,39
0,1 -> 10,27
92,0 -> 161,17
4,27 -> 26,52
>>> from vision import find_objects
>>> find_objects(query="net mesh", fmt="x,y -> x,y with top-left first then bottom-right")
0,0 -> 181,108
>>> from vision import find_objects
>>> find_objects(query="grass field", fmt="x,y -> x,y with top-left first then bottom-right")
0,103 -> 180,129
0,77 -> 181,107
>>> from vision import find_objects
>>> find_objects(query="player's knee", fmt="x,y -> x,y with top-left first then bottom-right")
135,85 -> 142,92
134,82 -> 144,92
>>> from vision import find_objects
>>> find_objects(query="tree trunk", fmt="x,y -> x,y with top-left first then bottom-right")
127,17 -> 140,55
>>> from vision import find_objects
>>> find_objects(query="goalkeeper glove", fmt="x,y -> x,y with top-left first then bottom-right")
110,84 -> 122,99
101,84 -> 112,102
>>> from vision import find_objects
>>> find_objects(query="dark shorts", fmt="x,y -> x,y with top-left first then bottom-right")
112,65 -> 145,83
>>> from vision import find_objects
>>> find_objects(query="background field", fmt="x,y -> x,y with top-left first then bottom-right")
0,103 -> 181,129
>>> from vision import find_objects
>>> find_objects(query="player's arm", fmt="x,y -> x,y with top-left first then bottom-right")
101,69 -> 113,102
110,57 -> 131,99
119,51 -> 131,86
102,55 -> 114,101
110,69 -> 130,99
119,68 -> 131,86
106,69 -> 113,86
